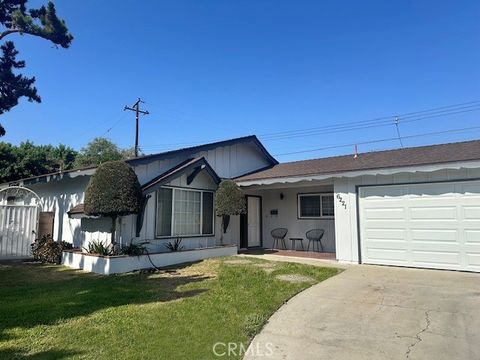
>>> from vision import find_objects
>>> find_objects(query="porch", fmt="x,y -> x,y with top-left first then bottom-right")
238,181 -> 337,259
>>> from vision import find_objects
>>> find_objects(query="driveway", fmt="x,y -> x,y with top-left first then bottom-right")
245,264 -> 480,359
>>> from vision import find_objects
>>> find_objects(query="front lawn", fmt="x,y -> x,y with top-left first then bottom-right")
0,257 -> 338,359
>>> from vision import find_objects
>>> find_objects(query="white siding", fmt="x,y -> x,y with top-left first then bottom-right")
18,140 -> 271,250
26,176 -> 111,249
246,185 -> 336,252
334,167 -> 480,263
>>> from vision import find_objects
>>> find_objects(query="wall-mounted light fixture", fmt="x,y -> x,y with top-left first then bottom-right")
280,192 -> 284,200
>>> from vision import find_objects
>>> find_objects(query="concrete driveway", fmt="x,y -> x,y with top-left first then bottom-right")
245,265 -> 480,360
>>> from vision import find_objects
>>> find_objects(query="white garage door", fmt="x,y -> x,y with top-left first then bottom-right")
359,180 -> 480,272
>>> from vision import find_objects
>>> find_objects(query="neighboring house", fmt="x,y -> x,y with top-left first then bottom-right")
1,136 -> 480,273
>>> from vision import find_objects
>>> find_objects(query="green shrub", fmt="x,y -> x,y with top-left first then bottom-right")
31,234 -> 73,264
84,160 -> 143,244
120,243 -> 146,256
215,180 -> 246,241
83,240 -> 114,256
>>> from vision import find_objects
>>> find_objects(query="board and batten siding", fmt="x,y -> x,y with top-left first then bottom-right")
17,140 -> 272,250
333,166 -> 480,263
26,176 -> 112,248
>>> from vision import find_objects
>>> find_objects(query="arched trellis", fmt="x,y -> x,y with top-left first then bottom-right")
0,186 -> 42,259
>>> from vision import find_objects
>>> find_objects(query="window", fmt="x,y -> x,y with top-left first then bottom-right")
298,193 -> 334,218
156,187 -> 215,237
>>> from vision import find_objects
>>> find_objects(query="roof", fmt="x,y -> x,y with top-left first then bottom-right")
6,135 -> 276,186
235,139 -> 480,182
129,135 -> 278,166
67,203 -> 85,215
141,157 -> 221,193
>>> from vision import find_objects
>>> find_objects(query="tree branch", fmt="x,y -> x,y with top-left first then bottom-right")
0,29 -> 21,40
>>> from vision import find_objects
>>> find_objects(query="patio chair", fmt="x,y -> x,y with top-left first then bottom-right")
271,228 -> 288,250
306,229 -> 325,252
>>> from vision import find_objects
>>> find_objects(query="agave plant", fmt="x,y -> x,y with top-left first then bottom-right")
83,240 -> 114,256
164,238 -> 184,252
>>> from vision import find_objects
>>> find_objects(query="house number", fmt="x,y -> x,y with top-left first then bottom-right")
336,194 -> 347,209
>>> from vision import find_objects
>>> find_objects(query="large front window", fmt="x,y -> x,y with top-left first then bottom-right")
156,187 -> 214,237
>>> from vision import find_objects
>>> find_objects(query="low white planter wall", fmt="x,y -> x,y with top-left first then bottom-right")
61,245 -> 238,275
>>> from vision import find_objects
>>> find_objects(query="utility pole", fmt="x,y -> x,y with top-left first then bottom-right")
124,98 -> 149,157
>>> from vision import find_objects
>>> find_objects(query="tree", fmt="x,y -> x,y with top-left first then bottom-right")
215,180 -> 246,244
74,138 -> 134,168
0,41 -> 39,135
84,161 -> 143,245
0,141 -> 77,182
0,0 -> 73,135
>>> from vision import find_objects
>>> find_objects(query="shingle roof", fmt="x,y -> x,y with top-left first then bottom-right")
235,139 -> 480,182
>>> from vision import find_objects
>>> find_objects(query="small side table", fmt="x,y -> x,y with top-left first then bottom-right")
289,237 -> 305,251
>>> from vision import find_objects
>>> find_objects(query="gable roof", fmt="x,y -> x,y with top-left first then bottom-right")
6,135 -> 276,186
235,139 -> 480,182
141,157 -> 220,193
128,135 -> 278,166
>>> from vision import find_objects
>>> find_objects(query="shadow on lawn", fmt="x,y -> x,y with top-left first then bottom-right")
0,262 -> 211,341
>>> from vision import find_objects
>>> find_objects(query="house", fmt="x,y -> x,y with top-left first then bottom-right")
236,139 -> 480,272
1,135 -> 480,273
0,135 -> 276,256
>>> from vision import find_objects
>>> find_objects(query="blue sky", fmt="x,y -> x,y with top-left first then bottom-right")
1,0 -> 479,162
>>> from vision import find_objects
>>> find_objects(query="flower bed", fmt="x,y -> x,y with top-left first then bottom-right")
61,245 -> 238,275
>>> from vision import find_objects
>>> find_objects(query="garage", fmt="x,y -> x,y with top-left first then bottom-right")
358,180 -> 480,272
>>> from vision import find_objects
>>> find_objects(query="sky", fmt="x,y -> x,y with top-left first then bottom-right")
1,0 -> 480,162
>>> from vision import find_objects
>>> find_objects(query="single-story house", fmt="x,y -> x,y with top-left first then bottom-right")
1,135 -> 480,273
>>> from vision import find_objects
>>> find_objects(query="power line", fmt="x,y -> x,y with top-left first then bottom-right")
273,125 -> 480,157
140,99 -> 480,151
259,106 -> 480,141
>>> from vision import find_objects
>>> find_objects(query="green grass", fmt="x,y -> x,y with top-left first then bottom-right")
0,257 -> 338,360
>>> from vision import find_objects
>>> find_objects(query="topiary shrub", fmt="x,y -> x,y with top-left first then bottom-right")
215,180 -> 246,243
31,234 -> 73,264
84,160 -> 143,245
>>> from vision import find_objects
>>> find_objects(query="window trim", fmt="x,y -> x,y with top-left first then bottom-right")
297,192 -> 335,219
155,186 -> 215,238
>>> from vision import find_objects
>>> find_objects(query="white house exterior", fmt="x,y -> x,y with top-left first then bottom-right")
0,136 -> 277,255
2,136 -> 480,273
236,140 -> 480,273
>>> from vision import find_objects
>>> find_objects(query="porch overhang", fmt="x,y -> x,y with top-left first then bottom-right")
235,159 -> 480,187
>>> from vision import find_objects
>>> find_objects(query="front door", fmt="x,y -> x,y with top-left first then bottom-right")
247,196 -> 261,247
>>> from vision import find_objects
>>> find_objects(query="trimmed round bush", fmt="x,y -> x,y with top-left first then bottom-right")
215,180 -> 246,241
84,161 -> 143,244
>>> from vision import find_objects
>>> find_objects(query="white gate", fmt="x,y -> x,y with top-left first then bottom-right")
0,187 -> 41,259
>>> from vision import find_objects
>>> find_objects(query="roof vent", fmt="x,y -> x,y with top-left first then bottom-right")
354,144 -> 359,159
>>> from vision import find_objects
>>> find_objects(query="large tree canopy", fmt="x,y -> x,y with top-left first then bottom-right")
0,141 -> 76,182
0,0 -> 73,136
74,137 -> 137,168
0,138 -> 134,183
84,161 -> 143,244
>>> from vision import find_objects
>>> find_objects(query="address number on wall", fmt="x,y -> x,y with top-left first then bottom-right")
336,194 -> 347,209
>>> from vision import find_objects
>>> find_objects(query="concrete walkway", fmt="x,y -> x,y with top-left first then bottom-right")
244,261 -> 480,360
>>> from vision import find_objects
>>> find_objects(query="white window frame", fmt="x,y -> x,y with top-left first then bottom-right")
297,193 -> 334,219
155,186 -> 215,238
